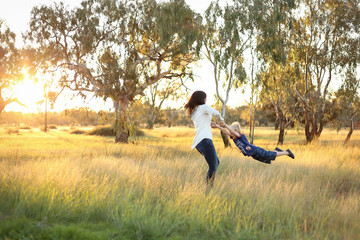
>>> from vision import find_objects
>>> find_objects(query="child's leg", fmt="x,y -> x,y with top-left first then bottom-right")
251,147 -> 275,164
276,151 -> 289,157
275,148 -> 295,159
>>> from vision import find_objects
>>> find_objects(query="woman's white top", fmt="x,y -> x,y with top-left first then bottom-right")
191,104 -> 224,149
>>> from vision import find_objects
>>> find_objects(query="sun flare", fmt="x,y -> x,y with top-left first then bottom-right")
5,77 -> 43,113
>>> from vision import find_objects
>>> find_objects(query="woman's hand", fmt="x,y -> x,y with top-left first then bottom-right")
211,121 -> 218,128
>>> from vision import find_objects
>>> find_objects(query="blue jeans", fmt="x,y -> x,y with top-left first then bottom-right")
196,138 -> 220,184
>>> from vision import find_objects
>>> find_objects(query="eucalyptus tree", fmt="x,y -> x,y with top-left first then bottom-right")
246,0 -> 297,145
166,107 -> 179,128
202,1 -> 248,147
26,0 -> 201,143
38,73 -> 65,132
0,20 -> 23,114
143,79 -> 184,129
334,67 -> 360,144
260,60 -> 299,145
292,0 -> 360,143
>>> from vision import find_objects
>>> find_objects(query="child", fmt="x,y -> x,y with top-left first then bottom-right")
211,121 -> 294,164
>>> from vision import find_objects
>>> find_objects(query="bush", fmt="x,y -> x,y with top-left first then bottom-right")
130,125 -> 145,137
7,128 -> 19,135
19,126 -> 31,130
88,125 -> 145,137
71,129 -> 86,135
40,125 -> 57,131
88,126 -> 115,136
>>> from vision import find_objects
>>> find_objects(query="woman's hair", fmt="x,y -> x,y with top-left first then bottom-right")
184,91 -> 207,115
230,122 -> 241,133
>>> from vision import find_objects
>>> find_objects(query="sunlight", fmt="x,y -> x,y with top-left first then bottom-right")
6,76 -> 43,113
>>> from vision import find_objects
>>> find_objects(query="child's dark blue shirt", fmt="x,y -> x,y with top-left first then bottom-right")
231,134 -> 257,156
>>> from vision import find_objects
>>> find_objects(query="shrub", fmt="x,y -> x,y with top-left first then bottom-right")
88,126 -> 115,136
71,129 -> 86,135
19,126 -> 31,130
130,125 -> 145,137
7,128 -> 19,135
88,125 -> 145,137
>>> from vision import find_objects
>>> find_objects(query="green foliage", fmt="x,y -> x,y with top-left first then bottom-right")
331,67 -> 360,130
0,218 -> 118,240
203,1 -> 249,90
253,0 -> 296,65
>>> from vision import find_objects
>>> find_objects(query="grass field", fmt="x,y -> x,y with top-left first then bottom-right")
0,126 -> 359,240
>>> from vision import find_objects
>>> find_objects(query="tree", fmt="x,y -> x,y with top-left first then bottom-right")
260,60 -> 299,145
292,0 -> 360,143
334,67 -> 360,144
143,80 -> 184,129
202,1 -> 248,147
0,20 -> 23,114
38,75 -> 64,132
26,0 -> 201,143
165,107 -> 179,128
248,0 -> 297,145
247,40 -> 261,144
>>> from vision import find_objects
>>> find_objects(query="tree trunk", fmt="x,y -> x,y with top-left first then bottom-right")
147,109 -> 156,129
166,108 -> 173,128
0,90 -> 5,115
275,117 -> 279,130
220,104 -> 231,148
278,120 -> 285,145
275,103 -> 285,145
344,119 -> 354,144
147,114 -> 155,129
44,96 -> 48,132
0,102 -> 5,115
304,110 -> 315,143
114,100 -> 130,143
167,112 -> 173,128
220,131 -> 231,147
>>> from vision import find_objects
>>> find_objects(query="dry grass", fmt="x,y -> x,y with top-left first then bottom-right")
0,126 -> 359,239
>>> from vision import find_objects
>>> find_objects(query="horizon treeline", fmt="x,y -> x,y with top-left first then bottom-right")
0,103 -> 274,128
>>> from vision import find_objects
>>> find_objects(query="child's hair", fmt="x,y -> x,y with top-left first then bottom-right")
230,122 -> 241,133
184,91 -> 207,115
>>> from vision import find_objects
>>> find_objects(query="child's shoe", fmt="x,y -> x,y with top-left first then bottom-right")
286,149 -> 295,159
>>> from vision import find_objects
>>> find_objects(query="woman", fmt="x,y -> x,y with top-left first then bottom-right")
185,91 -> 224,185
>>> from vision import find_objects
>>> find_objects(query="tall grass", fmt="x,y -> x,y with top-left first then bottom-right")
0,127 -> 359,239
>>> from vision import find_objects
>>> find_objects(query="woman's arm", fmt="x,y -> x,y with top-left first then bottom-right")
205,105 -> 224,122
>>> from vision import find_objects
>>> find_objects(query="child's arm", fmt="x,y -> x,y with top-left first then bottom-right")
224,123 -> 241,138
211,122 -> 235,138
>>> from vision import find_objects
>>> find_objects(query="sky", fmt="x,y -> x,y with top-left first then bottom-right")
0,0 -> 247,113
